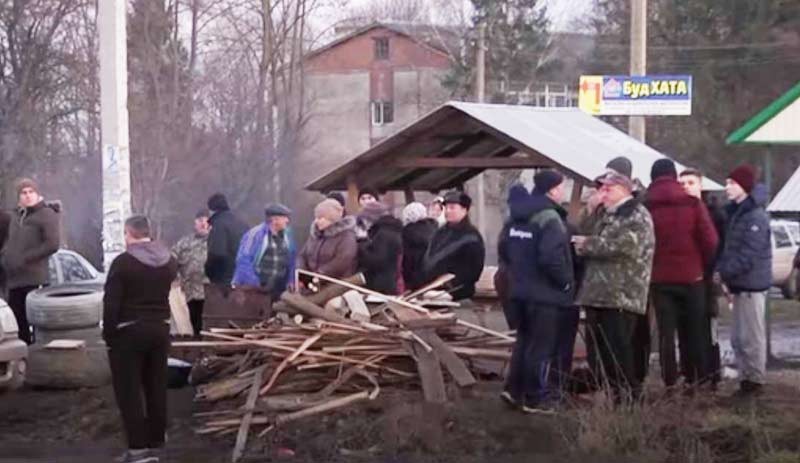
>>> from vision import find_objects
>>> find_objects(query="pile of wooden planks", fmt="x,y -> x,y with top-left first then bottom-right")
174,271 -> 514,462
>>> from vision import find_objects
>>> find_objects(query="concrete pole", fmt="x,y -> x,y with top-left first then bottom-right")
99,0 -> 133,269
476,22 -> 487,239
629,0 -> 647,142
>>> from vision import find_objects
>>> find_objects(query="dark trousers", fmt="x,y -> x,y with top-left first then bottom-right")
108,322 -> 170,450
187,299 -> 204,337
651,282 -> 708,386
631,304 -> 651,385
8,285 -> 38,344
585,307 -> 641,400
505,300 -> 561,405
554,307 -> 580,392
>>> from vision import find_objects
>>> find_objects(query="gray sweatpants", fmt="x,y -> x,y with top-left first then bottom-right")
731,291 -> 767,384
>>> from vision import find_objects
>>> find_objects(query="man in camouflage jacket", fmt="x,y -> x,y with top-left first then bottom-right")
172,210 -> 210,337
575,172 -> 655,401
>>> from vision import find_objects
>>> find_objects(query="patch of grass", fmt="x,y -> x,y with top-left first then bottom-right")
756,451 -> 800,463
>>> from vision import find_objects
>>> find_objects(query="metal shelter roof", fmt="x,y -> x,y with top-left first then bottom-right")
727,81 -> 800,145
307,101 -> 723,192
769,165 -> 800,213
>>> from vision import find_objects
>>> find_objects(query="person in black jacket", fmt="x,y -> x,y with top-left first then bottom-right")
103,216 -> 178,463
204,193 -> 249,286
497,185 -> 533,330
499,170 -> 574,412
401,202 -> 438,291
423,192 -> 485,300
359,214 -> 404,295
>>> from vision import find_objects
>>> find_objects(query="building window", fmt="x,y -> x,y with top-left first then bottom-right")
371,101 -> 394,126
374,37 -> 389,60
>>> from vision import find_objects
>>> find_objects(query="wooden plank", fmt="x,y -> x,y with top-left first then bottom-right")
305,273 -> 366,306
280,292 -> 351,324
404,339 -> 447,403
232,366 -> 265,463
44,339 -> 86,350
402,274 -> 455,301
422,332 -> 477,388
169,286 -> 194,336
342,291 -> 371,322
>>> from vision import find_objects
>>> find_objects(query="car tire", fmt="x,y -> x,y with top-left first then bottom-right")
36,326 -> 103,345
26,286 -> 103,330
781,268 -> 798,300
26,344 -> 110,389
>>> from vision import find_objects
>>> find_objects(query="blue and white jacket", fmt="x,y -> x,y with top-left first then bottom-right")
232,223 -> 296,292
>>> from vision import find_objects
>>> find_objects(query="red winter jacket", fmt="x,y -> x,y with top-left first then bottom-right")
645,177 -> 719,284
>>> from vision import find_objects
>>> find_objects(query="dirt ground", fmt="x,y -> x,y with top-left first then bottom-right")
1,372 -> 799,463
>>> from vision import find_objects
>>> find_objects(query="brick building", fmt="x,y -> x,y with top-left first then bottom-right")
290,23 -> 456,239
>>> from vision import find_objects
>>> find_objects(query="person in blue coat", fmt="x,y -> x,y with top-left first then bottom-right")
232,204 -> 296,299
498,169 -> 574,413
716,165 -> 772,397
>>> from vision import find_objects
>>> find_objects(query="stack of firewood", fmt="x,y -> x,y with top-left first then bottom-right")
174,271 -> 514,462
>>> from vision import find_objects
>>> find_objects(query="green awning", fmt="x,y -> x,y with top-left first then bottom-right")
726,81 -> 800,145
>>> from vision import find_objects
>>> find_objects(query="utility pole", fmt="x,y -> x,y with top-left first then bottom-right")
99,0 -> 132,269
476,22 -> 487,239
629,0 -> 647,142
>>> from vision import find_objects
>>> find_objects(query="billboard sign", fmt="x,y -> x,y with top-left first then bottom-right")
579,75 -> 692,116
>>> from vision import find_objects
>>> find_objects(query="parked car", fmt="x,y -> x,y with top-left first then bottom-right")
0,298 -> 27,391
771,219 -> 800,299
48,249 -> 105,288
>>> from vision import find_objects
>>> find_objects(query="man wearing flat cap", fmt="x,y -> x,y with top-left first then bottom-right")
232,203 -> 296,299
574,171 -> 655,402
423,191 -> 485,300
172,210 -> 211,337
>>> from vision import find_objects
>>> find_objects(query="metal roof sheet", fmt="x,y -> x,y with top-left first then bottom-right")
307,101 -> 723,191
769,165 -> 800,212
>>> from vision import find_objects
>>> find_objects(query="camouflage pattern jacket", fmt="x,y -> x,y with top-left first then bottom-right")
576,198 -> 655,315
172,233 -> 209,301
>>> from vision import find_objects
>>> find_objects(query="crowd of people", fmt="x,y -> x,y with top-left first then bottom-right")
496,157 -> 772,414
0,157 -> 775,461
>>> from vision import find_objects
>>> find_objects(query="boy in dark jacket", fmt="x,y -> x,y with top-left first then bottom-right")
646,160 -> 719,389
716,165 -> 771,396
359,214 -> 404,294
1,178 -> 60,344
423,192 -> 485,300
204,193 -> 248,286
499,170 -> 574,412
104,216 -> 178,463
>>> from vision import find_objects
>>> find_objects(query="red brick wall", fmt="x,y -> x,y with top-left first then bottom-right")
306,27 -> 451,73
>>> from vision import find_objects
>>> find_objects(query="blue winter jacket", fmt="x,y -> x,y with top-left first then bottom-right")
498,192 -> 574,307
232,224 -> 297,292
716,195 -> 771,293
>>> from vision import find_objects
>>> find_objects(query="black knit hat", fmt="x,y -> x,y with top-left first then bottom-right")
443,191 -> 472,209
651,158 -> 678,181
358,188 -> 380,202
207,193 -> 229,212
533,169 -> 564,194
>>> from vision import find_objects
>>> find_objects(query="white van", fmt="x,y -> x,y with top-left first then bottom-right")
771,219 -> 800,298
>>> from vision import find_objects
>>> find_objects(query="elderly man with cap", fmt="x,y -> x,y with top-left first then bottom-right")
574,172 -> 655,402
646,159 -> 719,391
1,178 -> 60,344
204,193 -> 249,286
232,204 -> 297,299
422,191 -> 485,301
499,170 -> 575,412
716,164 -> 771,397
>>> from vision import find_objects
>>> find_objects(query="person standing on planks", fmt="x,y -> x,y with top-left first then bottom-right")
103,215 -> 178,463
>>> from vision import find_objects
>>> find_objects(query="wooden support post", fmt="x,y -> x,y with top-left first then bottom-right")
404,186 -> 415,203
568,179 -> 584,220
346,175 -> 359,214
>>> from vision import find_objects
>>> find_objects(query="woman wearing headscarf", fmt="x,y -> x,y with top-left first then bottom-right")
401,202 -> 439,290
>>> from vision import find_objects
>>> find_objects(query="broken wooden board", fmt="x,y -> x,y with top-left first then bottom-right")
44,339 -> 86,350
169,285 -> 194,336
342,290 -> 371,323
232,366 -> 265,463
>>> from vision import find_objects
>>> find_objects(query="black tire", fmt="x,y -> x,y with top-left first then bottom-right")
26,344 -> 110,389
26,285 -> 103,330
36,326 -> 103,345
781,268 -> 798,300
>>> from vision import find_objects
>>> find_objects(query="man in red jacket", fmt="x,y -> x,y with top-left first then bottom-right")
645,159 -> 719,390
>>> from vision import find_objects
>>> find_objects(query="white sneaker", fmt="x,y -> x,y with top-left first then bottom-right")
116,449 -> 159,463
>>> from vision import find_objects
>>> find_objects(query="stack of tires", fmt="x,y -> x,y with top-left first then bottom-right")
25,285 -> 111,388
